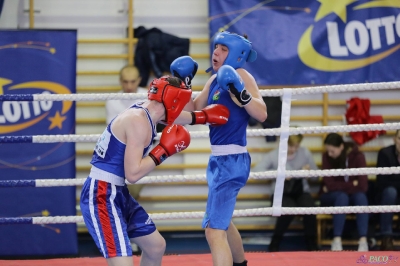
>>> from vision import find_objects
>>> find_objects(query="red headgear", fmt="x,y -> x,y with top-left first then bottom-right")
148,76 -> 192,124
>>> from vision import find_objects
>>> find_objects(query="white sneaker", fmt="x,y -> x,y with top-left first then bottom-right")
358,241 -> 368,251
331,239 -> 343,251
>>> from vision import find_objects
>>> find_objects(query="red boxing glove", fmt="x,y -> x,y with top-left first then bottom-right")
190,104 -> 230,126
149,124 -> 191,166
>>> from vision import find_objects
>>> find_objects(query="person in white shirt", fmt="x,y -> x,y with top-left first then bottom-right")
106,65 -> 148,123
253,133 -> 319,252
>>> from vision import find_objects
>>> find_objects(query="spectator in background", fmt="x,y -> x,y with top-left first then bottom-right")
320,133 -> 369,251
106,65 -> 147,124
375,129 -> 400,250
253,133 -> 319,251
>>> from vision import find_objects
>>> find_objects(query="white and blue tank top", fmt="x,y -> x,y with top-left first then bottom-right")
90,102 -> 156,179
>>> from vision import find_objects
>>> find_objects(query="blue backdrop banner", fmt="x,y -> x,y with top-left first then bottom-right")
0,30 -> 77,256
208,0 -> 400,85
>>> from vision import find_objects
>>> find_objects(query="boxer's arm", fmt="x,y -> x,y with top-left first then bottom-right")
190,104 -> 229,126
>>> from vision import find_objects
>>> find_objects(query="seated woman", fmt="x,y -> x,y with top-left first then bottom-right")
320,133 -> 369,251
254,133 -> 319,251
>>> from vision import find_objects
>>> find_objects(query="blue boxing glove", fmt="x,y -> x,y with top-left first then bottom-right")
217,65 -> 252,106
170,56 -> 198,88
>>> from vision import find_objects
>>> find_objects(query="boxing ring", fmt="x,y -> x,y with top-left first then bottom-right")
1,81 -> 400,265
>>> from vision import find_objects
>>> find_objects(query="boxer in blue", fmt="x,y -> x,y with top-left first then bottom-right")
80,69 -> 230,266
193,32 -> 267,266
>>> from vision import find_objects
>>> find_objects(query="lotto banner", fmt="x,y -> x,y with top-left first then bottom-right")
208,0 -> 400,85
0,30 -> 77,256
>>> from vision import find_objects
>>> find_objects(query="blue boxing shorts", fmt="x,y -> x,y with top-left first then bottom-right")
202,151 -> 251,230
80,177 -> 156,258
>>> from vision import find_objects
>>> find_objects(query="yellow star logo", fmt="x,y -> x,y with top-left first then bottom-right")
315,0 -> 357,23
0,78 -> 12,94
48,111 -> 67,130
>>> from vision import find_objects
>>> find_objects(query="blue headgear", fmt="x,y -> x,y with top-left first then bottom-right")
209,31 -> 257,71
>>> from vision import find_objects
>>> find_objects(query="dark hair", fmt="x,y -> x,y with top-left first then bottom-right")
324,133 -> 344,147
324,133 -> 352,169
166,76 -> 183,87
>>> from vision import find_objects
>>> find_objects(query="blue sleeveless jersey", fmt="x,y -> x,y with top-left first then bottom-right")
208,78 -> 249,146
90,103 -> 156,179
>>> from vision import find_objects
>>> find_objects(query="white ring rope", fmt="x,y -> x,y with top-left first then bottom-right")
27,166 -> 400,187
28,123 -> 400,143
29,205 -> 400,224
20,80 -> 400,101
3,81 -> 399,224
